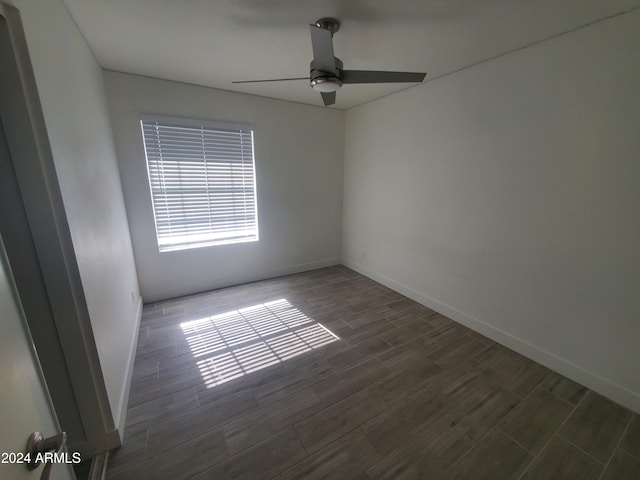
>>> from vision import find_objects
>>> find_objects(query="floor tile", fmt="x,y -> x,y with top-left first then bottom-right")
361,387 -> 446,454
370,359 -> 444,403
376,337 -> 437,371
520,435 -> 603,480
377,326 -> 422,346
325,336 -> 391,371
105,429 -> 147,476
367,419 -> 472,480
448,384 -> 520,444
130,358 -> 158,386
619,414 -> 640,458
444,429 -> 532,480
124,386 -> 199,437
146,387 -> 256,456
274,429 -> 380,480
601,449 -> 640,480
499,388 -> 573,454
475,345 -> 549,397
465,330 -> 495,346
559,391 -> 632,463
388,313 -> 437,335
425,363 -> 488,405
504,362 -> 551,398
422,323 -> 469,350
223,388 -> 322,455
106,428 -> 227,480
294,385 -> 387,453
127,364 -> 204,408
252,356 -> 332,407
539,372 -> 588,405
339,319 -> 398,346
311,358 -> 390,405
427,335 -> 489,370
191,428 -> 306,480
423,310 -> 456,326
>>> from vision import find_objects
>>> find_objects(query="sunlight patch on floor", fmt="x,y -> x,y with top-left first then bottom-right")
180,299 -> 339,388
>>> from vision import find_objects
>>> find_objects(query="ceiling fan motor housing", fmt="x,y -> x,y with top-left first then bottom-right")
310,57 -> 343,92
314,17 -> 340,35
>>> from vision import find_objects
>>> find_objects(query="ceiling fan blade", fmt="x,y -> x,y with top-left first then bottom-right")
321,91 -> 336,106
232,77 -> 308,84
342,70 -> 426,84
309,24 -> 336,74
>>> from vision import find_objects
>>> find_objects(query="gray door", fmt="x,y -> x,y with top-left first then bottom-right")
0,239 -> 74,480
0,10 -> 74,475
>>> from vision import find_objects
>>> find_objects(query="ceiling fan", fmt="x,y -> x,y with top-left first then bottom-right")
233,18 -> 426,106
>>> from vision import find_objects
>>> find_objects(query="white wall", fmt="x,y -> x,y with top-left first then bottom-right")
343,10 -> 640,411
104,71 -> 344,302
11,0 -> 141,432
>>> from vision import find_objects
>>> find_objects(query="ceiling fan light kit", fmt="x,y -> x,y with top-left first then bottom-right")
233,17 -> 426,106
310,76 -> 342,92
311,55 -> 343,92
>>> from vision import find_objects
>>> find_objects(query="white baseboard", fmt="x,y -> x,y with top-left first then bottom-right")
342,258 -> 640,414
114,295 -> 143,437
265,257 -> 342,279
204,257 -> 343,297
148,257 -> 343,303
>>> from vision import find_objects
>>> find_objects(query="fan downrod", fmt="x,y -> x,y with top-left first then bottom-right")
314,17 -> 340,35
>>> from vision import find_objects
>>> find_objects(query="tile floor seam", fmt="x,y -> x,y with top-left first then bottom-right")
290,422 -> 314,457
498,427 -> 537,456
109,428 -> 222,480
555,432 -> 607,466
197,425 -> 287,474
514,383 -> 591,480
143,427 -> 149,458
327,351 -> 392,373
441,375 -> 534,474
490,372 -> 553,427
228,386 -> 319,431
503,365 -> 552,395
541,385 -> 579,409
104,429 -> 150,479
465,331 -> 495,345
596,414 -> 635,480
618,446 -> 640,461
256,374 -> 336,410
126,385 -> 203,419
458,341 -> 493,367
247,385 -> 259,408
143,392 -> 258,451
228,422 -> 299,459
446,423 -> 534,478
358,423 -> 399,465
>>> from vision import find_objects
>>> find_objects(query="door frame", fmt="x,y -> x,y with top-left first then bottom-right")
0,3 -> 119,457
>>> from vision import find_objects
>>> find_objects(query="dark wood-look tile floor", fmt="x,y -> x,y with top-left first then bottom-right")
106,266 -> 639,480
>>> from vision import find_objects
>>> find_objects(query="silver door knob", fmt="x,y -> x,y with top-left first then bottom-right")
25,431 -> 67,480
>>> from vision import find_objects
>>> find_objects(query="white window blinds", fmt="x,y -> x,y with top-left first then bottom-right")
141,116 -> 258,252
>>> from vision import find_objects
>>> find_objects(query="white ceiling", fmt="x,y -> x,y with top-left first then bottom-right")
62,0 -> 639,110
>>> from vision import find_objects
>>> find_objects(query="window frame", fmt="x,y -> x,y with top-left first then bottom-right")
140,114 -> 259,253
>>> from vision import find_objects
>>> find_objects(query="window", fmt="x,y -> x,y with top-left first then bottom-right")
140,115 -> 258,252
